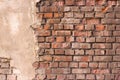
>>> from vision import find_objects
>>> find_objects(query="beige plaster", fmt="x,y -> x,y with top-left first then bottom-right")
0,0 -> 37,80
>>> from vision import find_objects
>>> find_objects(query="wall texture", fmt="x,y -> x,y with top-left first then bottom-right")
33,0 -> 120,80
0,0 -> 36,80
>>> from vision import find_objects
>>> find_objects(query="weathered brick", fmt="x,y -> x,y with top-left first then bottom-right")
86,37 -> 95,42
54,13 -> 63,18
61,18 -> 80,24
64,12 -> 73,18
86,50 -> 94,55
73,56 -> 92,61
44,13 -> 53,18
46,37 -> 55,42
116,13 -> 120,18
64,24 -> 74,30
54,56 -> 72,61
75,24 -> 84,30
59,62 -> 69,67
93,56 -> 112,61
99,62 -> 107,68
95,12 -> 104,18
76,74 -> 85,79
113,31 -> 120,36
81,6 -> 94,11
101,19 -> 120,24
52,68 -> 70,74
65,0 -> 74,5
79,62 -> 88,68
75,49 -> 84,55
53,30 -> 71,36
86,74 -> 95,79
72,68 -> 90,73
69,62 -> 78,68
113,56 -> 120,61
66,75 -> 75,79
89,62 -> 98,68
73,31 -> 91,37
92,69 -> 109,74
56,37 -> 65,42
96,37 -> 106,42
65,49 -> 74,55
76,37 -> 85,42
92,43 -> 111,49
106,12 -> 115,18
86,0 -> 95,5
87,18 -> 100,24
96,24 -> 105,31
76,0 -> 85,5
56,74 -> 66,80
85,12 -> 94,17
66,36 -> 74,42
39,43 -> 50,48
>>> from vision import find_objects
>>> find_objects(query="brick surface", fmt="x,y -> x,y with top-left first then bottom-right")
34,0 -> 120,80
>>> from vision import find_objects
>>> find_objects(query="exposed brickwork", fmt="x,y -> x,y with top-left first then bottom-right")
0,58 -> 17,80
33,0 -> 120,80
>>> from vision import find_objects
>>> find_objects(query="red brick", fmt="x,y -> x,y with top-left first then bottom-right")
66,36 -> 74,42
52,43 -> 62,48
66,75 -> 75,79
76,37 -> 85,42
37,37 -> 44,42
76,0 -> 85,5
56,37 -> 65,42
74,56 -> 92,61
65,0 -> 74,5
96,24 -> 105,31
59,62 -> 69,67
76,74 -> 85,79
49,62 -> 58,68
79,62 -> 88,68
53,31 -> 71,36
69,62 -> 78,68
41,55 -> 52,61
39,43 -> 50,48
54,13 -> 63,18
89,62 -> 98,68
75,24 -> 84,30
47,74 -> 56,79
93,56 -> 112,61
86,0 -> 95,5
86,74 -> 95,79
44,13 -> 53,18
86,50 -> 94,55
47,19 -> 60,24
54,56 -> 72,61
72,69 -> 90,73
65,49 -> 74,55
87,18 -> 100,24
75,50 -> 84,55
92,43 -> 111,49
36,29 -> 51,36
55,49 -> 64,55
52,68 -> 70,74
46,37 -> 55,42
92,69 -> 109,74
56,75 -> 66,80
64,24 -> 74,30
73,31 -> 91,37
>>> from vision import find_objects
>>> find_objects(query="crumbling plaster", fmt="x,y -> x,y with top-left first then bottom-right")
0,0 -> 37,80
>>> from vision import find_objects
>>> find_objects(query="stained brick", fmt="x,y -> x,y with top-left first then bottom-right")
93,56 -> 112,61
54,56 -> 72,61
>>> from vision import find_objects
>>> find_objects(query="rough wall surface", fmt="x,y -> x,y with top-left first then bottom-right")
0,0 -> 36,80
0,58 -> 17,80
34,0 -> 120,80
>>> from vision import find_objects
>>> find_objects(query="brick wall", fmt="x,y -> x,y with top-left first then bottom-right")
0,58 -> 17,80
33,0 -> 120,80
